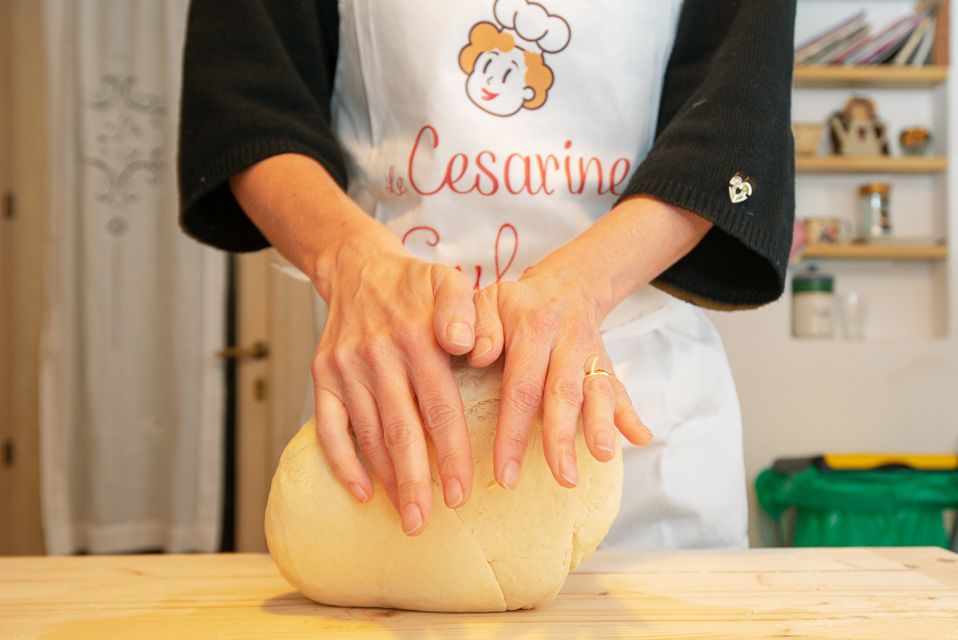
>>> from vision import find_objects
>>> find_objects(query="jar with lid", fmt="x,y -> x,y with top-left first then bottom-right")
792,264 -> 835,339
857,182 -> 891,239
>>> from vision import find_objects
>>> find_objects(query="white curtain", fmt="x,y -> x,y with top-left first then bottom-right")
40,0 -> 227,554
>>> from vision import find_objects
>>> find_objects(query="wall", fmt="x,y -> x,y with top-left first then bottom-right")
709,0 -> 958,546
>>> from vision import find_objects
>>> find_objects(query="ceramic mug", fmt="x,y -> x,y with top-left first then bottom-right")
803,217 -> 852,245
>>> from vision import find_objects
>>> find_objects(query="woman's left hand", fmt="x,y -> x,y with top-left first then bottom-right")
468,265 -> 654,489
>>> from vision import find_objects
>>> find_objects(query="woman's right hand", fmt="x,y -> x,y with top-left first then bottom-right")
229,154 -> 478,537
310,235 -> 480,536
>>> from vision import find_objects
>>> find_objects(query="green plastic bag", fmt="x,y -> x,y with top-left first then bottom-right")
756,467 -> 958,548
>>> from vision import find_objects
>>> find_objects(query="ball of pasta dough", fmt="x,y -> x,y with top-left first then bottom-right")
265,358 -> 623,612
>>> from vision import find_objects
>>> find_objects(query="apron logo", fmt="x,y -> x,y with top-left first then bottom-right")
458,0 -> 571,117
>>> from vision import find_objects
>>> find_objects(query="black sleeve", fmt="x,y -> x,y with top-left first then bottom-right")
177,0 -> 345,252
620,0 -> 797,310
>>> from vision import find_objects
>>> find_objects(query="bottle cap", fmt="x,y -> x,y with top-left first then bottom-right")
793,264 -> 834,294
858,182 -> 891,196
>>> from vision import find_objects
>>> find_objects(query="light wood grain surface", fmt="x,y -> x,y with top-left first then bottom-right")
794,155 -> 949,174
2,548 -> 957,639
792,65 -> 950,88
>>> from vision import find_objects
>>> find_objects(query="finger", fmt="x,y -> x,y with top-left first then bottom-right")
406,350 -> 473,509
314,386 -> 373,504
494,322 -> 551,490
340,378 -> 400,511
541,346 -> 589,488
581,354 -> 618,463
611,374 -> 654,445
469,286 -> 504,367
372,364 -> 433,536
432,266 -> 477,356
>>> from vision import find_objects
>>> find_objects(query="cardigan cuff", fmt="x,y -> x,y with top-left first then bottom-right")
179,137 -> 348,253
619,174 -> 790,309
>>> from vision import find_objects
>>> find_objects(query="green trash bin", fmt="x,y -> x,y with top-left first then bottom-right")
756,464 -> 958,548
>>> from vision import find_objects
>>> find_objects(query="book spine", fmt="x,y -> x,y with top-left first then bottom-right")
909,16 -> 937,65
893,17 -> 931,65
844,14 -> 921,64
814,25 -> 872,64
795,10 -> 867,56
797,18 -> 869,64
859,15 -> 924,64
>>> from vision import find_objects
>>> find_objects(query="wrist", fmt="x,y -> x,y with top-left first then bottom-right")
310,221 -> 406,301
522,258 -> 613,322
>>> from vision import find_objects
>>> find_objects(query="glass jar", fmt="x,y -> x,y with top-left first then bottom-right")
857,182 -> 891,239
792,264 -> 835,339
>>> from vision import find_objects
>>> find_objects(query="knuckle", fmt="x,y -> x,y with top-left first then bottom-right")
354,427 -> 386,456
501,431 -> 529,455
551,433 -> 576,452
356,335 -> 392,367
551,378 -> 584,407
557,429 -> 577,447
311,352 -> 333,380
585,375 -> 615,398
391,322 -> 427,352
528,307 -> 561,336
329,345 -> 353,373
379,475 -> 398,494
382,419 -> 417,451
435,450 -> 463,478
421,401 -> 460,435
544,419 -> 577,445
509,379 -> 544,418
397,477 -> 428,498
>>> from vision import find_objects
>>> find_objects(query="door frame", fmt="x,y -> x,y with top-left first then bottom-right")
0,0 -> 13,554
0,0 -> 46,556
234,251 -> 316,552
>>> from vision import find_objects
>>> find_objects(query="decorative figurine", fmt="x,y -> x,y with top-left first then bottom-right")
829,96 -> 890,156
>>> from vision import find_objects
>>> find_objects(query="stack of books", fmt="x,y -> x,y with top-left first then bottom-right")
794,1 -> 944,66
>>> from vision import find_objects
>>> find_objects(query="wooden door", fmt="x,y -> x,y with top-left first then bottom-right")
232,251 -> 317,551
0,0 -> 12,555
0,0 -> 46,556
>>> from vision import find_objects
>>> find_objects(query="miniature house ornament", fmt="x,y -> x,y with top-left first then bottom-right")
829,96 -> 890,157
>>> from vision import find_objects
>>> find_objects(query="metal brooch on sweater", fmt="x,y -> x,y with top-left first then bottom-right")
729,173 -> 753,204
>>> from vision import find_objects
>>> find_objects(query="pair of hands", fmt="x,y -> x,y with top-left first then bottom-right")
311,238 -> 653,536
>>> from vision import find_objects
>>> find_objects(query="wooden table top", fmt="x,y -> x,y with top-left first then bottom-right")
2,547 -> 957,639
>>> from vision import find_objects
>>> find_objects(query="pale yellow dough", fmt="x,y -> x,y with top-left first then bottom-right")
265,358 -> 623,612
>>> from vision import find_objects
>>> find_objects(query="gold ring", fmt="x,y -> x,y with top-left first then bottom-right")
585,369 -> 611,379
585,356 -> 611,379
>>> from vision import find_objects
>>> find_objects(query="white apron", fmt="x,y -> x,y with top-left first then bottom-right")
308,0 -> 748,548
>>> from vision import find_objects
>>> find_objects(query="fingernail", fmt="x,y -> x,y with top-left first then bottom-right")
401,503 -> 423,535
444,479 -> 465,508
639,427 -> 655,444
560,454 -> 579,486
595,434 -> 615,456
473,336 -> 493,359
447,322 -> 473,348
500,460 -> 520,489
350,483 -> 370,503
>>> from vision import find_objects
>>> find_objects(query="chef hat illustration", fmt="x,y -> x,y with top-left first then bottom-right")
493,0 -> 571,55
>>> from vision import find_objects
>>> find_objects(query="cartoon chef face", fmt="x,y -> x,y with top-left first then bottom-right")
458,1 -> 570,118
465,44 -> 535,117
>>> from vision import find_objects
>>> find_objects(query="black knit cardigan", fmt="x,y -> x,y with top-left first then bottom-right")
178,0 -> 797,310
